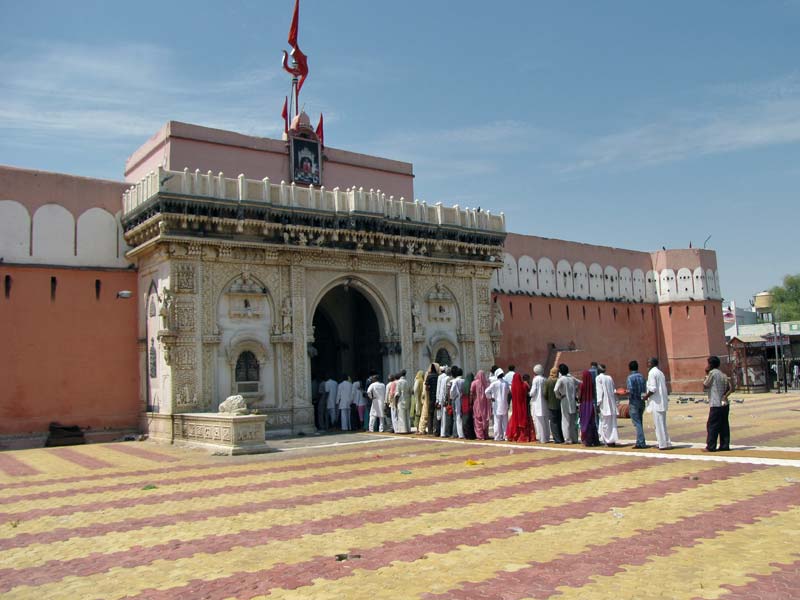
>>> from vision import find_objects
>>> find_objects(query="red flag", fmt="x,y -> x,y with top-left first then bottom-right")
315,113 -> 324,147
282,46 -> 309,92
281,96 -> 288,133
288,0 -> 300,48
293,47 -> 308,92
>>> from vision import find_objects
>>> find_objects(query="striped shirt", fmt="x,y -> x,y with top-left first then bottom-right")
703,369 -> 730,407
626,372 -> 646,405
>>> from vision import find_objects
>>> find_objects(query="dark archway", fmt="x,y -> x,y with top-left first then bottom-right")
311,285 -> 381,384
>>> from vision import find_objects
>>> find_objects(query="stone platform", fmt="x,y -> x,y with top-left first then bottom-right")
145,412 -> 271,455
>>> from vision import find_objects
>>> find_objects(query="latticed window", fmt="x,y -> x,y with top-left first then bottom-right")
235,351 -> 260,393
434,348 -> 452,367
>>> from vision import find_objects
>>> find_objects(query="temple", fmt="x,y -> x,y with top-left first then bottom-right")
0,8 -> 726,448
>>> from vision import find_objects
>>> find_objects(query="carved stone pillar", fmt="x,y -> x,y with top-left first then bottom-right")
289,261 -> 314,432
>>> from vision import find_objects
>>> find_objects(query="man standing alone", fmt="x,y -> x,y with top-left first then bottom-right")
643,357 -> 671,450
703,355 -> 732,452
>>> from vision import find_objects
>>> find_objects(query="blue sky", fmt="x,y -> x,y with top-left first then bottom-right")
1,0 -> 798,308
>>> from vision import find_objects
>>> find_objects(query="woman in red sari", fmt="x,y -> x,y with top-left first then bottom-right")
471,370 -> 491,440
578,370 -> 601,446
506,372 -> 534,442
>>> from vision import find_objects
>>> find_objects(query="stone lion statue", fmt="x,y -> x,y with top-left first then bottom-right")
218,395 -> 249,415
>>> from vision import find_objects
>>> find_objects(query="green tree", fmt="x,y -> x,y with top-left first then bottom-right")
770,274 -> 800,321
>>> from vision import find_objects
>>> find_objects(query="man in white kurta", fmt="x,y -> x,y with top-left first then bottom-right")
448,367 -> 465,439
554,365 -> 579,443
337,376 -> 353,431
394,370 -> 411,433
529,364 -> 550,442
643,357 -> 672,450
366,375 -> 386,433
324,377 -> 338,429
485,368 -> 509,441
595,364 -> 619,445
436,367 -> 451,437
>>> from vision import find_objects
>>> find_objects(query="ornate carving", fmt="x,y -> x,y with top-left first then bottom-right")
175,263 -> 196,292
176,303 -> 195,331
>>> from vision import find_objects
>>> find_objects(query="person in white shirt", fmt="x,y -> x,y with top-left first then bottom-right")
485,368 -> 509,441
394,370 -> 411,433
337,375 -> 353,431
352,380 -> 366,430
529,364 -> 550,442
324,376 -> 338,429
503,365 -> 516,386
554,364 -> 579,443
643,357 -> 672,450
436,366 -> 451,437
448,366 -> 465,439
595,364 -> 619,446
366,373 -> 387,433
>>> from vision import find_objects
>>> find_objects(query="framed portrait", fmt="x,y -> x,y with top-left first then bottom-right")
290,137 -> 322,186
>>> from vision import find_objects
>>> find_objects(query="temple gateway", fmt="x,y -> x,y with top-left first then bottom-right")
122,118 -> 506,438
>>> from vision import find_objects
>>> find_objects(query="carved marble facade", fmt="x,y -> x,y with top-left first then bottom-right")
124,174 -> 504,434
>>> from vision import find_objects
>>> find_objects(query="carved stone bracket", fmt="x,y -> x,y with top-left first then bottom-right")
157,330 -> 178,365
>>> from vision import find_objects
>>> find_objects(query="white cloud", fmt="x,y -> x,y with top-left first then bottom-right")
0,41 -> 285,144
562,74 -> 800,173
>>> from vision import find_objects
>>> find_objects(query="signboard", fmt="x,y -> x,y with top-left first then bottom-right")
761,334 -> 791,345
290,137 -> 322,186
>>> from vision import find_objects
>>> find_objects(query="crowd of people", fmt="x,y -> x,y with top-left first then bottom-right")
313,355 -> 732,452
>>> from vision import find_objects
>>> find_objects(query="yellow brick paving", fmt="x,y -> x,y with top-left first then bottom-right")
0,440 -> 444,514
548,507 -> 800,600
1,422 -> 799,600
0,444 -> 504,543
0,439 -> 412,498
1,448 -> 569,569
252,467 -> 797,600
4,458 -> 751,599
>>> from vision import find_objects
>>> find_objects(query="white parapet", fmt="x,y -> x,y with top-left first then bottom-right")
123,167 -> 506,233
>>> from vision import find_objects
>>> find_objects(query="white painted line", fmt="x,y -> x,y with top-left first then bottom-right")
396,435 -> 800,468
278,435 -> 402,452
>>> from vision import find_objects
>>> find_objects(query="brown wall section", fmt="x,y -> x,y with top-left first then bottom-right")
495,293 -> 726,392
0,265 -> 139,437
0,165 -> 127,218
494,295 -> 660,385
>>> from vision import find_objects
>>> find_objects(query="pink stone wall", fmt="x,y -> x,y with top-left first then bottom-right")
124,121 -> 415,200
0,265 -> 140,438
0,165 -> 127,218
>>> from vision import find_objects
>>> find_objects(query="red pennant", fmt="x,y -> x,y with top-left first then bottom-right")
288,0 -> 300,48
316,113 -> 324,147
281,97 -> 288,133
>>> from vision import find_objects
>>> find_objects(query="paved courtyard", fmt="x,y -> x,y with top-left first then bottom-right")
0,393 -> 798,599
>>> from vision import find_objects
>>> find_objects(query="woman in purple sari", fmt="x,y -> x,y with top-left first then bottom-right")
578,370 -> 601,446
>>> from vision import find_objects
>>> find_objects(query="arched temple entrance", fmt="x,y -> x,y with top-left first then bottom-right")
311,284 -> 382,384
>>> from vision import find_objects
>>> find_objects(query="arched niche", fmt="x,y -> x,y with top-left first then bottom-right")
573,262 -> 589,299
632,269 -> 645,301
77,207 -> 118,267
32,204 -> 75,264
705,269 -> 717,299
659,269 -> 676,302
619,267 -> 632,300
556,259 -> 573,297
498,253 -> 519,292
604,266 -> 619,299
677,267 -> 694,300
538,257 -> 556,295
0,200 -> 30,260
518,255 -> 537,293
693,267 -> 707,299
645,270 -> 659,303
589,263 -> 604,300
428,330 -> 460,368
216,272 -> 277,409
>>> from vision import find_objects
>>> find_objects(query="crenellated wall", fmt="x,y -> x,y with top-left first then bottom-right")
494,234 -> 726,392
